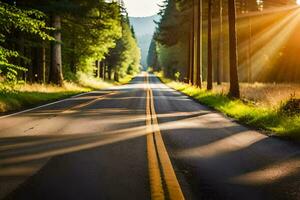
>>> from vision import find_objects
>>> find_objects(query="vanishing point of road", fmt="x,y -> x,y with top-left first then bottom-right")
0,73 -> 299,200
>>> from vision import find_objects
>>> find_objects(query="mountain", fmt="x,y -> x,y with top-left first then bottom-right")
129,15 -> 160,68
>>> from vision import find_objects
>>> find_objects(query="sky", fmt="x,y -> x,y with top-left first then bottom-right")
123,0 -> 163,17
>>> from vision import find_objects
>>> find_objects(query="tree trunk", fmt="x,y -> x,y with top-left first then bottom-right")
49,14 -> 63,86
70,49 -> 76,74
196,0 -> 203,88
216,0 -> 223,85
191,0 -> 195,85
187,32 -> 191,83
228,0 -> 240,98
103,63 -> 106,80
97,61 -> 101,78
70,34 -> 77,74
32,46 -> 39,83
95,60 -> 99,78
32,44 -> 45,83
108,67 -> 112,80
100,61 -> 104,78
17,32 -> 25,80
39,45 -> 46,83
207,0 -> 213,90
27,47 -> 33,83
114,70 -> 119,82
188,28 -> 193,84
247,16 -> 252,83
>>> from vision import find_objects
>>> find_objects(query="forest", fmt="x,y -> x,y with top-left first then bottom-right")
0,0 -> 140,112
1,0 -> 300,138
149,0 -> 300,138
1,1 -> 300,199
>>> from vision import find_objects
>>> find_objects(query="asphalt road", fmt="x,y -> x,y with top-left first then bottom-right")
0,73 -> 299,200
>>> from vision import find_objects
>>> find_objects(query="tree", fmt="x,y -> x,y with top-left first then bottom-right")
147,38 -> 160,71
154,0 -> 191,80
106,12 -> 141,81
196,0 -> 203,88
61,1 -> 122,76
216,0 -> 223,85
49,14 -> 63,85
228,0 -> 240,98
207,0 -> 213,90
191,0 -> 195,85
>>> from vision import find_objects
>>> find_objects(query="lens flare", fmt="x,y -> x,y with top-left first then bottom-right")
297,0 -> 300,5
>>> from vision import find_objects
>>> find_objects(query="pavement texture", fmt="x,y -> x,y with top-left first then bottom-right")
0,73 -> 299,200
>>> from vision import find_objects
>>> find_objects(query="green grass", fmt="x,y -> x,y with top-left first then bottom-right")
117,74 -> 135,85
157,75 -> 300,141
0,90 -> 81,113
0,74 -> 134,113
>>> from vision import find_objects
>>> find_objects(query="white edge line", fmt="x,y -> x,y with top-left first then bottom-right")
0,79 -> 127,119
0,91 -> 97,119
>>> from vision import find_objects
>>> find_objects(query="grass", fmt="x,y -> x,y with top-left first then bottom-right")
156,72 -> 300,141
0,73 -> 134,113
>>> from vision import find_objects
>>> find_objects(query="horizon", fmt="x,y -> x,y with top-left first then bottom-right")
123,0 -> 163,17
129,14 -> 158,18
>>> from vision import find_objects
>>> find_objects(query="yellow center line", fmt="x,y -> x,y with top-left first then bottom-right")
145,73 -> 185,200
145,75 -> 165,200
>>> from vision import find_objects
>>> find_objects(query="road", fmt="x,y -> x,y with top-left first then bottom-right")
0,73 -> 299,200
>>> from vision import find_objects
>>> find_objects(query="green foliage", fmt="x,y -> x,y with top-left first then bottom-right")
0,48 -> 21,81
151,0 -> 190,79
155,0 -> 182,46
0,2 -> 52,81
0,0 -> 139,92
156,41 -> 187,79
147,38 -> 160,70
106,15 -> 141,79
174,71 -> 180,81
0,2 -> 52,40
62,1 -> 122,75
76,72 -> 113,90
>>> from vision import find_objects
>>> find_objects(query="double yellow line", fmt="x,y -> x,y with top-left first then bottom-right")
145,74 -> 185,200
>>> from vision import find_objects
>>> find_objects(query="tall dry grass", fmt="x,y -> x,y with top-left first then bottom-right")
207,82 -> 300,107
0,75 -> 115,113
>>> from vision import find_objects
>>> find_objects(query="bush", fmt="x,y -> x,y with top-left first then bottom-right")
280,95 -> 300,115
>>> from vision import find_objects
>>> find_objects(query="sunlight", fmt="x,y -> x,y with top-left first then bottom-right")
239,9 -> 300,80
297,0 -> 300,6
177,131 -> 265,159
232,158 -> 300,185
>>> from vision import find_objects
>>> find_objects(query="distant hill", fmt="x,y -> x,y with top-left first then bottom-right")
130,15 -> 160,68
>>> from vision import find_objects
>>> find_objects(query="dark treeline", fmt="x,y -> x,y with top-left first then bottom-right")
149,0 -> 300,97
0,0 -> 140,85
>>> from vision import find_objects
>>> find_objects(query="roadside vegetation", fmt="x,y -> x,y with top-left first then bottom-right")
0,1 -> 140,113
158,72 -> 300,140
0,73 -> 135,113
0,76 -> 103,113
149,1 -> 300,140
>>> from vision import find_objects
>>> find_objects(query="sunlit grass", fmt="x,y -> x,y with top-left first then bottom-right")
200,82 -> 300,107
0,73 -> 132,113
0,90 -> 79,113
76,72 -> 113,90
157,74 -> 300,140
117,74 -> 135,85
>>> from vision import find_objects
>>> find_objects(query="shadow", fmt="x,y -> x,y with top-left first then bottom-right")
147,74 -> 300,200
0,73 -> 300,200
0,74 -> 151,200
